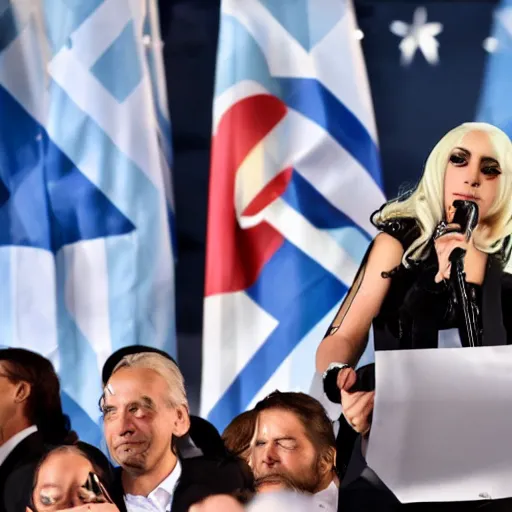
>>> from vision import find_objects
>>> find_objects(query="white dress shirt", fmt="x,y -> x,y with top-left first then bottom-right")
312,480 -> 339,511
248,491 -> 317,512
0,425 -> 37,467
124,460 -> 182,512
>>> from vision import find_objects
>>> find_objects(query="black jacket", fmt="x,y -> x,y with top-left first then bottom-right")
0,431 -> 46,512
172,453 -> 253,512
112,454 -> 253,512
111,419 -> 253,512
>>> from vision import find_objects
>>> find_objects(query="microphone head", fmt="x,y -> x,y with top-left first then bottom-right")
452,200 -> 479,240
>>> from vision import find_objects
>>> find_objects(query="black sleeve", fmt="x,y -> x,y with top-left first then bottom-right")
380,219 -> 449,321
171,456 -> 254,512
3,463 -> 38,512
376,217 -> 420,251
502,271 -> 512,344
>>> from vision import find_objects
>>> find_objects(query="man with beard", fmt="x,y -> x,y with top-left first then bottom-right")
254,473 -> 301,494
101,352 -> 252,512
251,391 -> 339,511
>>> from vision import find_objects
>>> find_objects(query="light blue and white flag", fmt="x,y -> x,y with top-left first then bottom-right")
477,0 -> 512,135
476,0 -> 512,273
0,0 -> 175,446
201,0 -> 384,431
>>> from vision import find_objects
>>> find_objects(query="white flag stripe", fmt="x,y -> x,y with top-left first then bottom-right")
12,248 -> 59,366
48,54 -> 161,184
264,198 -> 362,285
283,109 -> 383,235
63,240 -> 112,374
201,292 -> 279,416
62,0 -> 132,69
310,2 -> 378,141
246,298 -> 345,412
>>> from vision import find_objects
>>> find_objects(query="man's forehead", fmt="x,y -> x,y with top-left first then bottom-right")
102,386 -> 153,407
103,369 -> 163,403
109,366 -> 164,387
256,409 -> 306,438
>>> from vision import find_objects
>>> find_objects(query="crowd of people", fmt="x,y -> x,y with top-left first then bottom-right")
2,122 -> 512,512
0,346 -> 339,512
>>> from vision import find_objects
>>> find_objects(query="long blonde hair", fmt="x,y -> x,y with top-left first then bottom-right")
372,122 -> 512,266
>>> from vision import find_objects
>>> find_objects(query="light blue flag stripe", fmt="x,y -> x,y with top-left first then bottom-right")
476,0 -> 512,134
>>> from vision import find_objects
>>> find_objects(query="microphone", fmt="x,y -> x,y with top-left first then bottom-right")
449,200 -> 479,263
451,199 -> 479,243
448,200 -> 480,347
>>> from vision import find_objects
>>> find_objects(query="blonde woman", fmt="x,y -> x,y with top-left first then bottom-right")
316,123 -> 512,511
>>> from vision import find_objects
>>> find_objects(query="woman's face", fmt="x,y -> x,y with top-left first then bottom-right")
31,450 -> 95,511
444,130 -> 502,222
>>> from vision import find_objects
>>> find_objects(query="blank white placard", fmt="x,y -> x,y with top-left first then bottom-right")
366,345 -> 512,503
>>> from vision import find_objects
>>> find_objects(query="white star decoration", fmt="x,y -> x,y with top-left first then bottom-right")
390,7 -> 443,66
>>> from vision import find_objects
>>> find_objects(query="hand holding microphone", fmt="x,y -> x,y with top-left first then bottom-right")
434,200 -> 481,347
337,366 -> 375,435
434,200 -> 479,283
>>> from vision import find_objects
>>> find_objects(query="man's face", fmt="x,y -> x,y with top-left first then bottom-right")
251,409 -> 323,493
102,366 -> 189,474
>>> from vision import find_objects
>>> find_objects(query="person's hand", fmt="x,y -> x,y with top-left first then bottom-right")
189,495 -> 244,512
337,367 -> 374,435
434,226 -> 467,283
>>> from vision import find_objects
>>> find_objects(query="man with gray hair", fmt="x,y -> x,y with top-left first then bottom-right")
101,351 -> 253,512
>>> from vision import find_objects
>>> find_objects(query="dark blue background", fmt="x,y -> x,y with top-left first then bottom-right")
158,0 -> 498,409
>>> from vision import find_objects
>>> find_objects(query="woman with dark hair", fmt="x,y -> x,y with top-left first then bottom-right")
0,348 -> 75,446
0,348 -> 77,512
27,443 -> 121,512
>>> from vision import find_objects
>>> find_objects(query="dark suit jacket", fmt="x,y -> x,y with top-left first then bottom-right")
171,454 -> 253,512
0,431 -> 46,512
112,454 -> 253,512
111,421 -> 254,512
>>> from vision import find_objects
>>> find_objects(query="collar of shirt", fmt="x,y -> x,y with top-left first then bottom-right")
313,480 -> 339,512
125,460 -> 182,512
0,425 -> 38,467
